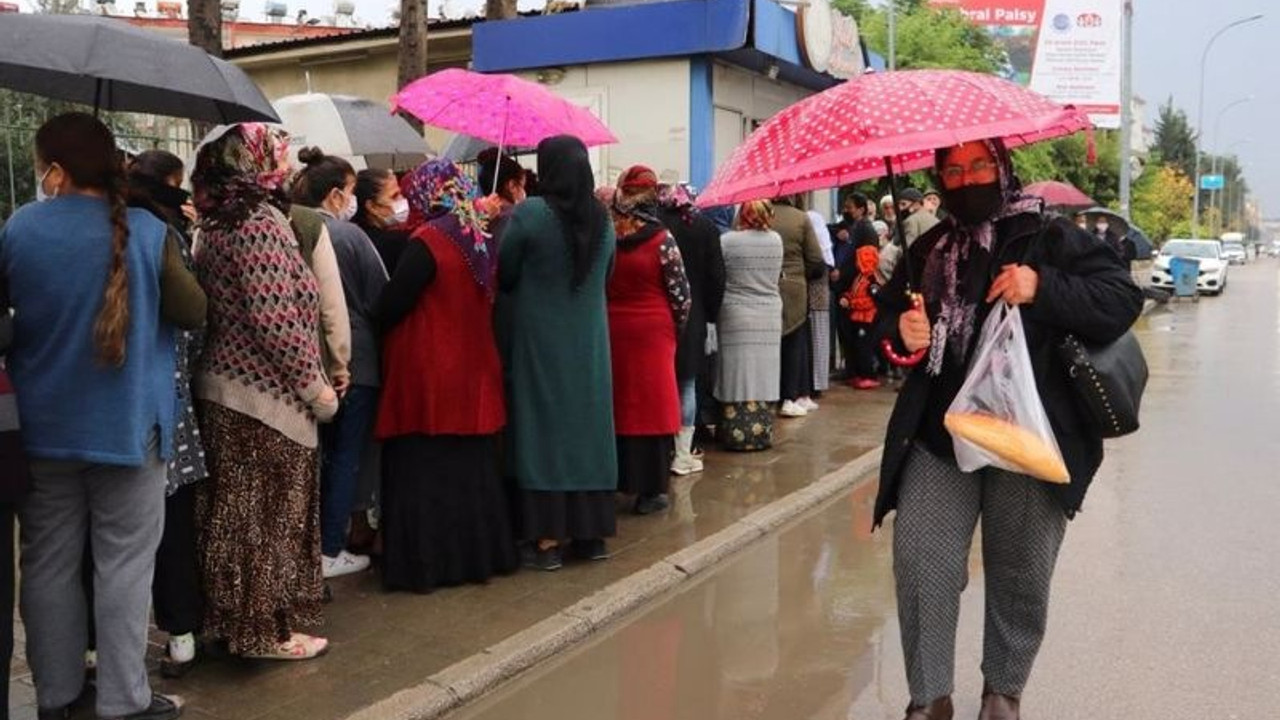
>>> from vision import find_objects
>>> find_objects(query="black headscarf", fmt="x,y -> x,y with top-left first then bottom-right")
537,135 -> 606,289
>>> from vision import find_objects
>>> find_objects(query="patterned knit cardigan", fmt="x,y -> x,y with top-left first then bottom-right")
194,205 -> 328,448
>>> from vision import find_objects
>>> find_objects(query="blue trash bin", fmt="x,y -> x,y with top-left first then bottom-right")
1169,256 -> 1201,298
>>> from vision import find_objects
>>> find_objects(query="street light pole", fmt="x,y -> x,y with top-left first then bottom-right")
1209,96 -> 1252,235
1191,14 -> 1263,239
1118,0 -> 1134,217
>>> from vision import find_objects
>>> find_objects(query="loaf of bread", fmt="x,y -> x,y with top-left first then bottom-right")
943,412 -> 1070,484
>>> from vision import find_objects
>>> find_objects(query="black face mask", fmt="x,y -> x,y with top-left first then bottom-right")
152,183 -> 191,212
842,211 -> 855,223
942,182 -> 1002,227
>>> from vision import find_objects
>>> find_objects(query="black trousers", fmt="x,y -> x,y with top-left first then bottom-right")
779,321 -> 814,401
0,503 -> 15,720
850,321 -> 880,379
833,301 -> 857,376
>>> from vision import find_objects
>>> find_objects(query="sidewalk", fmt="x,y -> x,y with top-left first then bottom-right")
10,385 -> 895,720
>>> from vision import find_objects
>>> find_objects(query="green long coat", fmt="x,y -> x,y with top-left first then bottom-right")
497,199 -> 618,492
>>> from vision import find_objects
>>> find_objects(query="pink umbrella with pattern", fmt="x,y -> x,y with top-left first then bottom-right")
391,68 -> 617,178
695,69 -> 1092,366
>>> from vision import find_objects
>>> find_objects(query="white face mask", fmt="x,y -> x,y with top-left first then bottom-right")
337,191 -> 357,222
35,166 -> 55,202
389,197 -> 410,226
1095,222 -> 1109,233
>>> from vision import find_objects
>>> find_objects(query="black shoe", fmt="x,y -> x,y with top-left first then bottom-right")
634,493 -> 671,516
160,654 -> 197,680
521,545 -> 563,572
571,539 -> 610,561
37,709 -> 69,720
121,693 -> 183,720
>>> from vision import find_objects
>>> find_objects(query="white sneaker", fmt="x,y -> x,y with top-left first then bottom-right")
168,632 -> 196,664
322,550 -> 371,579
799,397 -> 819,412
779,400 -> 808,418
670,456 -> 704,475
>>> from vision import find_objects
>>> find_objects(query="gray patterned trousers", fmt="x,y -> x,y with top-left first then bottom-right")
893,445 -> 1068,706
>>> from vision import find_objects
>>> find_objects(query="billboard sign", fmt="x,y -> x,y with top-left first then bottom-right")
930,0 -> 1123,128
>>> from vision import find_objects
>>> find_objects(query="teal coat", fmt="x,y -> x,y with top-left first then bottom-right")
498,199 -> 618,492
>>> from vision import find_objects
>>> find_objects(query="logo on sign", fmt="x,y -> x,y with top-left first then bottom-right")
1076,12 -> 1103,28
1052,13 -> 1072,32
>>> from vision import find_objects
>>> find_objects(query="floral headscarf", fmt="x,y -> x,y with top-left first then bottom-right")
610,165 -> 664,246
401,159 -> 498,294
736,200 -> 773,231
192,123 -> 291,230
922,138 -> 1042,376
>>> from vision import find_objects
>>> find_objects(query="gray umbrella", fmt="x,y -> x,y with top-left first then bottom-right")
272,93 -> 432,172
0,14 -> 278,124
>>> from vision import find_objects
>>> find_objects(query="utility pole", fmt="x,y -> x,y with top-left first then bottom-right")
887,0 -> 896,71
1117,0 -> 1133,217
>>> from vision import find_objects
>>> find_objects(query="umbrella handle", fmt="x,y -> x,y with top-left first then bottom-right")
881,292 -> 927,368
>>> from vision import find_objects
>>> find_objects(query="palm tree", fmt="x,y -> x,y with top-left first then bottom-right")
187,0 -> 223,58
397,0 -> 429,130
486,0 -> 517,20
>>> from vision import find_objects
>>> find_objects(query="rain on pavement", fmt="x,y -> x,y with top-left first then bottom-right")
451,262 -> 1280,720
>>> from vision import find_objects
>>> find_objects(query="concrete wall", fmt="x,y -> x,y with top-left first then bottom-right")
517,59 -> 691,188
232,30 -> 472,151
711,61 -> 833,218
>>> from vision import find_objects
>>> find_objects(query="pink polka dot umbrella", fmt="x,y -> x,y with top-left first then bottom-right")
696,69 -> 1091,208
696,69 -> 1091,368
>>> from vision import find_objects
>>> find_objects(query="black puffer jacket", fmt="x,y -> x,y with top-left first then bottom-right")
873,213 -> 1143,526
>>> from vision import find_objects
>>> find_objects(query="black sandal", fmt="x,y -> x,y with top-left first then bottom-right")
120,693 -> 183,720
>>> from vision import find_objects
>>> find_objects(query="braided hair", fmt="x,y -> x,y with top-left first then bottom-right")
35,113 -> 130,366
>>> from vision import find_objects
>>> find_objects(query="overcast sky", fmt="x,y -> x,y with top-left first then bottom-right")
246,0 -> 1277,216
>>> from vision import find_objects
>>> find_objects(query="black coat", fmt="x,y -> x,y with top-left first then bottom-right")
873,213 -> 1143,526
659,206 -> 727,382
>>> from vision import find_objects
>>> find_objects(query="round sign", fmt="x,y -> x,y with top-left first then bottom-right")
799,0 -> 834,75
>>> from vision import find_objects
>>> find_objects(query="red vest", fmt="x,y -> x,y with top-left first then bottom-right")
607,228 -> 681,436
376,228 -> 505,439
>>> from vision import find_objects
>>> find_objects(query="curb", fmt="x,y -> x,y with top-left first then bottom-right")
343,445 -> 885,720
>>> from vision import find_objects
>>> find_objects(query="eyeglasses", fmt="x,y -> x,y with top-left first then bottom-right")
940,159 -> 997,183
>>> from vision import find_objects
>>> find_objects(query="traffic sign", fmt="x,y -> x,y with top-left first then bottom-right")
1200,174 -> 1225,191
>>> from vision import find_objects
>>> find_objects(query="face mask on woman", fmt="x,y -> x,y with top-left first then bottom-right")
338,192 -> 357,222
941,182 -> 1002,226
36,166 -> 56,202
388,197 -> 410,226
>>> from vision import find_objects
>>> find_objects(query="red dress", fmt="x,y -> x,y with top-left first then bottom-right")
607,228 -> 681,437
376,228 -> 506,438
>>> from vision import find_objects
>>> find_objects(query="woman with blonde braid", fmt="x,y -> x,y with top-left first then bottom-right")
1,112 -> 204,720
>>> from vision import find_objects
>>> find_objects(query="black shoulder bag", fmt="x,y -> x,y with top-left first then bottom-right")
1025,221 -> 1149,438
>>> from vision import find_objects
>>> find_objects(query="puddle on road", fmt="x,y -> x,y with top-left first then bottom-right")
448,482 -> 973,720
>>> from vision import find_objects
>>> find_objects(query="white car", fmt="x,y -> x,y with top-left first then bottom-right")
1150,239 -> 1229,296
1222,241 -> 1247,265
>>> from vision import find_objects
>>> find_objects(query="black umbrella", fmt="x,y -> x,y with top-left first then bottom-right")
1126,226 -> 1155,259
0,14 -> 278,124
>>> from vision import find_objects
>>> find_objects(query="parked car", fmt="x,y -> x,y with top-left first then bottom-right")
1222,241 -> 1248,265
1151,239 -> 1229,296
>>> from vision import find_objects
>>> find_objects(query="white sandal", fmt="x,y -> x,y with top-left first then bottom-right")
245,633 -> 329,661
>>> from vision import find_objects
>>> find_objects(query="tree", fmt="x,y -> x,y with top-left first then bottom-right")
1131,164 -> 1194,243
840,1 -> 1005,73
1152,97 -> 1197,180
398,0 -> 429,131
187,0 -> 222,58
485,0 -> 517,21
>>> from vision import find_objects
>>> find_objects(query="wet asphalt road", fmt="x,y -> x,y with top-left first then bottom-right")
449,261 -> 1280,720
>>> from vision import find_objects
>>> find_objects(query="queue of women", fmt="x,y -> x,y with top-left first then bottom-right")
0,110 -> 1140,720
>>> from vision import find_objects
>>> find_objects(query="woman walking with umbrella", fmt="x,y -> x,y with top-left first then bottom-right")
876,139 -> 1141,719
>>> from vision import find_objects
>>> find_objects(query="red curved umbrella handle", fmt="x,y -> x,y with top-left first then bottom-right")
881,293 -> 927,368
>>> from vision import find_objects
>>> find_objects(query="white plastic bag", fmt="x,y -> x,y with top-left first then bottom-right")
944,304 -> 1070,484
